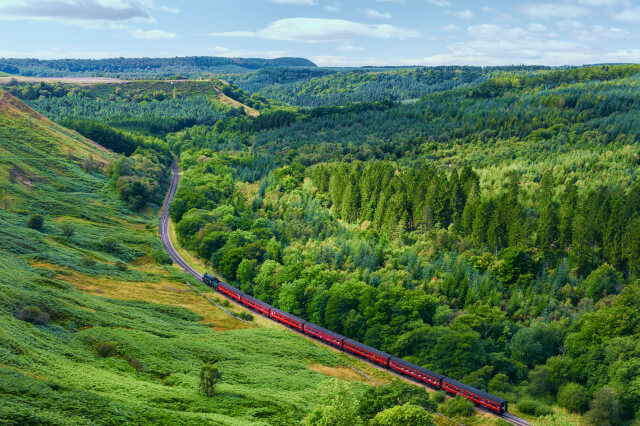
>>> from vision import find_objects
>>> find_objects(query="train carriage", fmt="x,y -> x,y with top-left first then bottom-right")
217,281 -> 244,302
241,294 -> 272,316
442,377 -> 507,414
342,338 -> 391,366
269,307 -> 306,331
388,357 -> 443,388
303,323 -> 345,348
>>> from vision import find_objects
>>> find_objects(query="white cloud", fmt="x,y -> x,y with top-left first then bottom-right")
325,2 -> 340,12
577,0 -> 626,6
159,5 -> 179,13
0,0 -> 155,22
528,23 -> 548,31
130,28 -> 176,39
363,8 -> 391,19
426,0 -> 452,7
613,7 -> 640,22
441,24 -> 460,31
520,3 -> 588,19
335,44 -> 365,51
265,0 -> 316,4
209,18 -> 419,43
454,9 -> 473,19
557,20 -> 633,42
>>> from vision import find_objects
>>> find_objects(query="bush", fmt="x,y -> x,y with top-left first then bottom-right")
237,311 -> 254,321
440,396 -> 474,417
17,307 -> 50,326
432,391 -> 446,404
558,383 -> 590,413
151,246 -> 172,265
60,222 -> 75,238
100,236 -> 121,253
96,342 -> 117,358
115,261 -> 128,271
127,357 -> 146,372
517,398 -> 553,416
370,403 -> 435,426
26,214 -> 44,230
82,256 -> 96,267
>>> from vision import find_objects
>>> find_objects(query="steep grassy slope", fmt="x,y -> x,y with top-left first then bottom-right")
0,91 -> 390,425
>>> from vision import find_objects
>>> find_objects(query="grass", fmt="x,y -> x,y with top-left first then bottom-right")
0,90 -> 399,425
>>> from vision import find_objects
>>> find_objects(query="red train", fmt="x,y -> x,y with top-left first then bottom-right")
203,273 -> 508,415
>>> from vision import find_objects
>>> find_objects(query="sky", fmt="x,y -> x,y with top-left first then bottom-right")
1,0 -> 640,66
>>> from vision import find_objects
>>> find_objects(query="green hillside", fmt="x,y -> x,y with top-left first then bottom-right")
0,91 -> 408,425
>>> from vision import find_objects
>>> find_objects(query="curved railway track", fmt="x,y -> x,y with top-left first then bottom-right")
158,161 -> 529,426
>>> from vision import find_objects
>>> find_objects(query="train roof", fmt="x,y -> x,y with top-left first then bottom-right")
442,377 -> 506,404
343,338 -> 392,360
218,281 -> 244,296
269,307 -> 307,324
304,322 -> 346,341
389,357 -> 444,380
242,293 -> 273,309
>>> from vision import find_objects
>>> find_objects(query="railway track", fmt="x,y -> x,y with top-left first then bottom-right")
158,161 -> 529,426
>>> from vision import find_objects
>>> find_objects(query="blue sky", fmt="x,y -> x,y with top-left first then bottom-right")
1,0 -> 640,66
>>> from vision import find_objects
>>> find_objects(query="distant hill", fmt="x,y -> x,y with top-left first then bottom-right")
0,56 -> 317,78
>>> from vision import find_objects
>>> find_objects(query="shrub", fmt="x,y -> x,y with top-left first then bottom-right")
558,383 -> 590,413
100,236 -> 121,253
200,364 -> 222,397
370,403 -> 435,426
237,311 -> 254,321
96,342 -> 117,358
60,222 -> 75,238
115,261 -> 128,271
151,246 -> 172,265
82,256 -> 96,267
440,396 -> 474,417
127,357 -> 146,372
26,214 -> 44,230
17,307 -> 50,326
517,398 -> 552,416
432,391 -> 446,404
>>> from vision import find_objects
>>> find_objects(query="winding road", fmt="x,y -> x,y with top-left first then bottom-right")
158,161 -> 529,426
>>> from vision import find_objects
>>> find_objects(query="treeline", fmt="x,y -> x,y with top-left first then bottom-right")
58,118 -> 169,157
0,56 -> 316,78
312,162 -> 640,279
